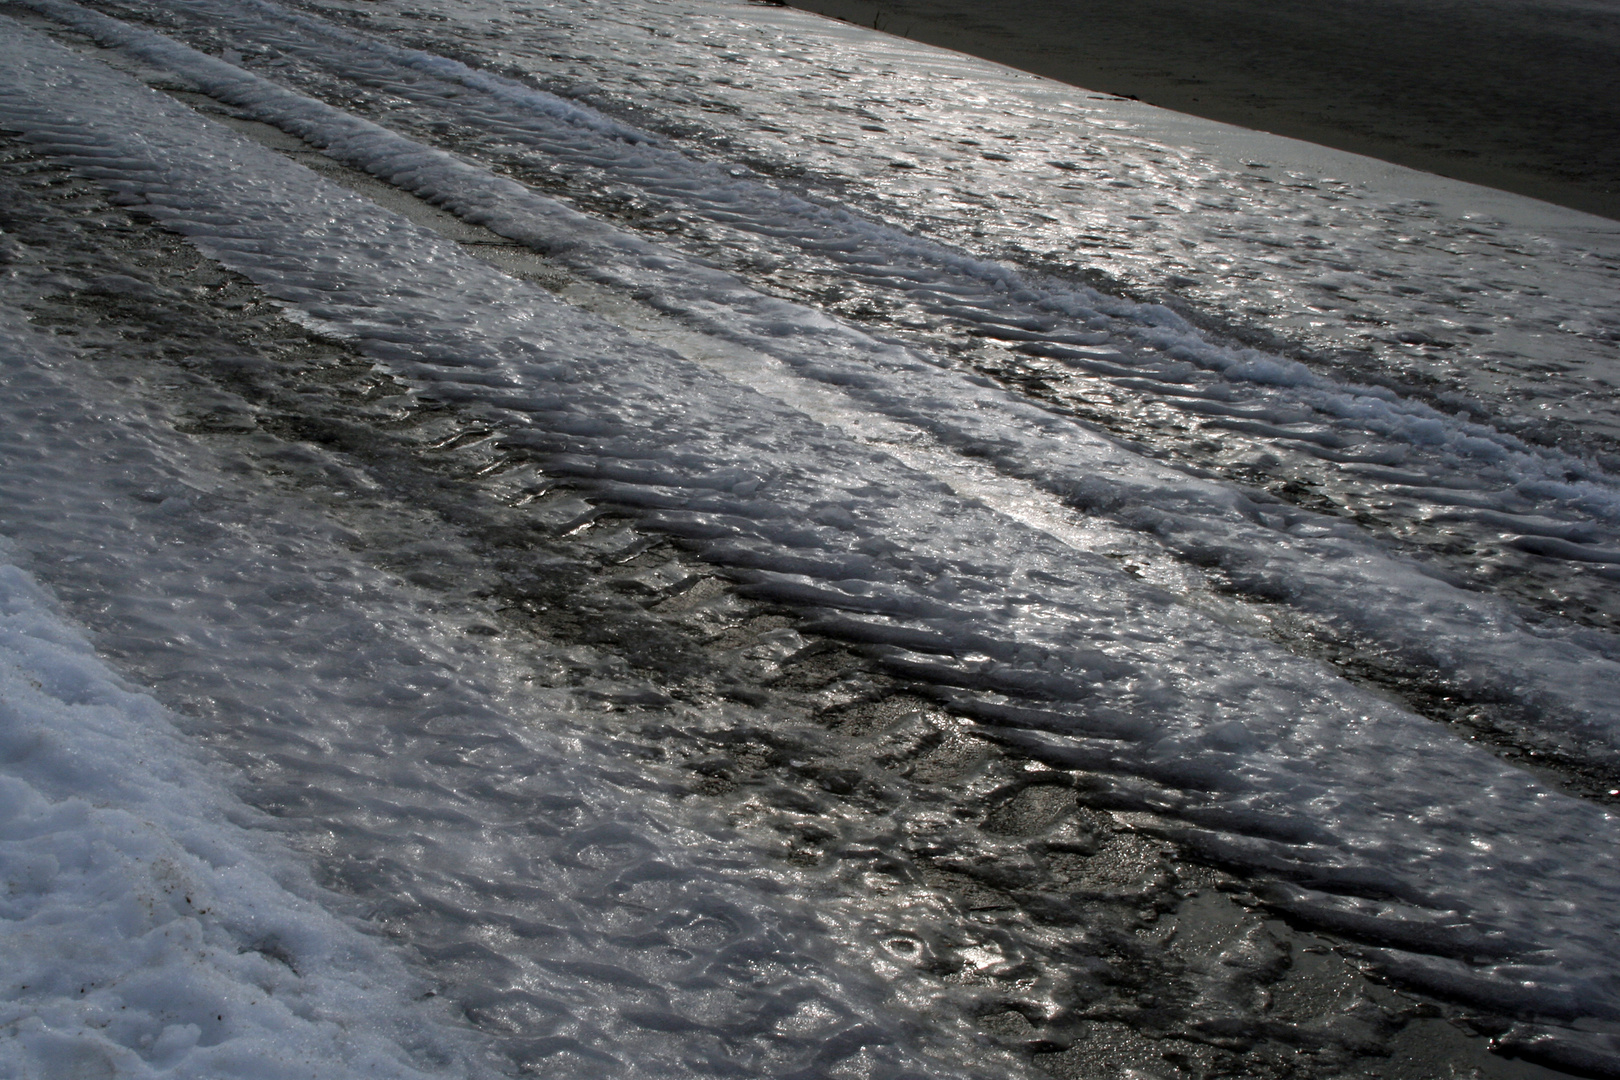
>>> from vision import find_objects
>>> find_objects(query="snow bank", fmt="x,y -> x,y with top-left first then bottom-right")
0,560 -> 486,1079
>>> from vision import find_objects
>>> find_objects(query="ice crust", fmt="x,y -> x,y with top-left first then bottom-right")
0,555 -> 487,1079
19,0 -> 1620,769
3,0 -> 1620,1072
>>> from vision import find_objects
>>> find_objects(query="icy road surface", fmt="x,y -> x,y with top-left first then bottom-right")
1,0 -> 1618,1077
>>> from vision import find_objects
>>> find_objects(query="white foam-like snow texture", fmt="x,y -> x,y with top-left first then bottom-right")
0,557 -> 488,1079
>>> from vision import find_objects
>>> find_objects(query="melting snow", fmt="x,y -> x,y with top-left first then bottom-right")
2,0 -> 1619,1074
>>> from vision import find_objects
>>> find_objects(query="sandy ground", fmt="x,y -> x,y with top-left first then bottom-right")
782,0 -> 1620,221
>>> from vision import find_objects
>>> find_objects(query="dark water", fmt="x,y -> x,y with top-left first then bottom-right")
785,0 -> 1620,220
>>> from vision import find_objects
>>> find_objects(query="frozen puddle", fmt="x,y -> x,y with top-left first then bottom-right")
1,1 -> 1619,1077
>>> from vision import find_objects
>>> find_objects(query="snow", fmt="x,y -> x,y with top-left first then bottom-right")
0,554 -> 486,1079
2,0 -> 1619,1073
